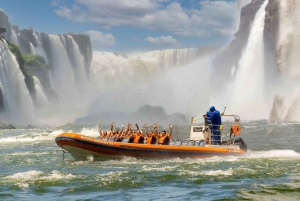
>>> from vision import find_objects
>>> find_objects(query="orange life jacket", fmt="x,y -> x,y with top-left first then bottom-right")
134,134 -> 142,143
158,135 -> 168,144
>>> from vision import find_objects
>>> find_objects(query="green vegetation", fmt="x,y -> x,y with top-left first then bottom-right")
7,41 -> 36,100
23,54 -> 49,72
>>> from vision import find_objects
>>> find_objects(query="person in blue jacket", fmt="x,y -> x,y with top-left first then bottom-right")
205,106 -> 222,145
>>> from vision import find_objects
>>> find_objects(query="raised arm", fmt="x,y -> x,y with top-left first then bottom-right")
110,122 -> 115,132
145,124 -> 149,136
169,124 -> 172,137
153,123 -> 158,137
98,124 -> 102,135
119,124 -> 125,136
135,123 -> 140,132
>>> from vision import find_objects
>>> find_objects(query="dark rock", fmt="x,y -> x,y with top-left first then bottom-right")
212,0 -> 265,92
0,123 -> 16,129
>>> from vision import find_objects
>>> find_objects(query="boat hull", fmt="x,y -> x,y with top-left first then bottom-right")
55,133 -> 246,160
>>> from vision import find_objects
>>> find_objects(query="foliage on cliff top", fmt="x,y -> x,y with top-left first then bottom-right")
7,41 -> 23,65
23,54 -> 49,72
7,40 -> 36,95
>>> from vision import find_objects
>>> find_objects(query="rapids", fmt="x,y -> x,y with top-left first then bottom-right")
0,121 -> 299,200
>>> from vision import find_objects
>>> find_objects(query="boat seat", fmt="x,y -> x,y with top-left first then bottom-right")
181,140 -> 189,146
188,140 -> 195,146
122,138 -> 130,143
174,140 -> 182,146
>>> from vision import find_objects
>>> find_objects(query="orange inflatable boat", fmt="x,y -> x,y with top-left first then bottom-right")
55,115 -> 247,160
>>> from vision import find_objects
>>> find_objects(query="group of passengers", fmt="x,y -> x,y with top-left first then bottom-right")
98,122 -> 172,145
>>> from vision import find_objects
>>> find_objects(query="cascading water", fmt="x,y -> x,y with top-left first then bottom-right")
89,49 -> 210,116
32,33 -> 48,63
228,0 -> 269,120
33,76 -> 48,107
0,39 -> 35,124
67,35 -> 88,91
29,42 -> 36,55
48,34 -> 79,106
10,29 -> 19,46
274,0 -> 300,121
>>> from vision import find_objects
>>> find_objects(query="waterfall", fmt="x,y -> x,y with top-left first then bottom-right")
68,35 -> 88,91
11,30 -> 19,46
228,0 -> 269,120
33,76 -> 48,106
89,49 -> 210,115
32,33 -> 49,63
48,34 -> 78,106
90,48 -> 204,92
0,39 -> 35,124
274,0 -> 300,121
29,42 -> 36,55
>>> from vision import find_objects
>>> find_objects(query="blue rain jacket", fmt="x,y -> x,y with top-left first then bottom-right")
207,106 -> 222,145
207,106 -> 222,126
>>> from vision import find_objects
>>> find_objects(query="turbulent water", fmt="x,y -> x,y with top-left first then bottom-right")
0,121 -> 299,200
0,39 -> 35,124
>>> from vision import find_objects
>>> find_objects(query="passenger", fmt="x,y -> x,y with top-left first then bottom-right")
98,124 -> 103,138
117,130 -> 126,142
157,124 -> 172,145
125,123 -> 134,143
114,124 -> 125,142
144,124 -> 156,144
101,131 -> 108,139
133,123 -> 144,143
205,106 -> 222,145
107,122 -> 115,140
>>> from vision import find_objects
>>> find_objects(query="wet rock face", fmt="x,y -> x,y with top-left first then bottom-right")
264,0 -> 280,73
212,0 -> 265,90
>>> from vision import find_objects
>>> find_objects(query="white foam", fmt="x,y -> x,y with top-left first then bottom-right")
5,170 -> 43,180
138,165 -> 177,172
39,170 -> 76,180
81,127 -> 99,137
202,168 -> 233,176
245,150 -> 300,159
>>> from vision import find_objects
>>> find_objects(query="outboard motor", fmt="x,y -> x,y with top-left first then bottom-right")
234,137 -> 247,151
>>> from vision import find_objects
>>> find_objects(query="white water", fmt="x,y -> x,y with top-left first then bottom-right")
68,35 -> 88,91
89,49 -> 210,116
274,1 -> 300,121
29,42 -> 36,55
227,0 -> 269,120
33,76 -> 48,107
0,39 -> 35,124
33,33 -> 49,63
4,27 -> 211,125
48,34 -> 79,106
10,30 -> 19,46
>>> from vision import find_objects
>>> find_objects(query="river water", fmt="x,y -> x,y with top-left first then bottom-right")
0,121 -> 299,200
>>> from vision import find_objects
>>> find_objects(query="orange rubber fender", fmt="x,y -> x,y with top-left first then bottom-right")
232,124 -> 241,135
